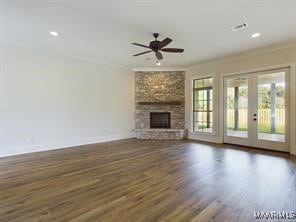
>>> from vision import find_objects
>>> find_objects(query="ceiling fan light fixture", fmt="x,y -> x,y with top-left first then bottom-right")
50,31 -> 59,36
251,32 -> 261,38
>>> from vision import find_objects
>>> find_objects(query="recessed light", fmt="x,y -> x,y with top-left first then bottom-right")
251,32 -> 261,38
156,61 -> 161,66
50,31 -> 59,37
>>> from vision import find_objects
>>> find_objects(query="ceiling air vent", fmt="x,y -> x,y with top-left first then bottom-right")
231,23 -> 248,31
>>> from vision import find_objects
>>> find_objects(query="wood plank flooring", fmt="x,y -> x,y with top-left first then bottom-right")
0,139 -> 295,222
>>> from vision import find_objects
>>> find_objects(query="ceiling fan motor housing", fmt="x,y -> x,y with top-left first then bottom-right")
149,41 -> 161,51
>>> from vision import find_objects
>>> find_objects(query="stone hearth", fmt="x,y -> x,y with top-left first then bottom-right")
135,71 -> 185,140
134,129 -> 185,140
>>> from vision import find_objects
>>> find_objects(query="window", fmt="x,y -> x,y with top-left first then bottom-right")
193,77 -> 213,133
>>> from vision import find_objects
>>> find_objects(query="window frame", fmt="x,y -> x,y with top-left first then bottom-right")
192,77 -> 214,134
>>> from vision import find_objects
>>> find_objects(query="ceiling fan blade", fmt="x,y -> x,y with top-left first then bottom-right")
155,51 -> 163,60
159,38 -> 172,49
161,48 -> 184,53
133,50 -> 152,56
132,43 -> 150,49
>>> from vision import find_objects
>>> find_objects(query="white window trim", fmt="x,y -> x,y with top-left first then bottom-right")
190,74 -> 217,136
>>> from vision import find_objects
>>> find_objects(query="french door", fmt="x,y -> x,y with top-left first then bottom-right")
223,68 -> 290,152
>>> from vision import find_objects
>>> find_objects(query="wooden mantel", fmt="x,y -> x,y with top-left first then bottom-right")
137,101 -> 183,105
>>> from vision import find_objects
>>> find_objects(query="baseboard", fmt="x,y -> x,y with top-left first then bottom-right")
188,133 -> 296,155
291,148 -> 296,156
0,133 -> 135,158
188,132 -> 223,143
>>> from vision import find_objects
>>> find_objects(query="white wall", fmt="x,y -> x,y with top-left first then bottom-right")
185,43 -> 296,154
0,43 -> 135,157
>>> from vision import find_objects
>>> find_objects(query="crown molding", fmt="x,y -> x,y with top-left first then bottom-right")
3,40 -> 295,71
0,40 -> 132,70
133,67 -> 186,72
188,41 -> 296,68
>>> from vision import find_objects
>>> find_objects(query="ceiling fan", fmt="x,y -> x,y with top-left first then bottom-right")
132,33 -> 184,60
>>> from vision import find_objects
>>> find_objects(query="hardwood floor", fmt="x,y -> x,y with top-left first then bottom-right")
0,139 -> 295,222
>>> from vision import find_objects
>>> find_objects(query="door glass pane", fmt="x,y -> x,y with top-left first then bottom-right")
257,72 -> 285,142
226,77 -> 248,138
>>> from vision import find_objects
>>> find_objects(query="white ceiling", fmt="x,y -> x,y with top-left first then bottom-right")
1,0 -> 296,68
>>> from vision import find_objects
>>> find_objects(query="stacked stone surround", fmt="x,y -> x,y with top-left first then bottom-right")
135,71 -> 185,139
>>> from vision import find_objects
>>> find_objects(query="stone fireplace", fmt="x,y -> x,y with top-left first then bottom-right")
134,71 -> 185,139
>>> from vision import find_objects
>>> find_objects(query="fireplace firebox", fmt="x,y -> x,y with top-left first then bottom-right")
150,112 -> 171,129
